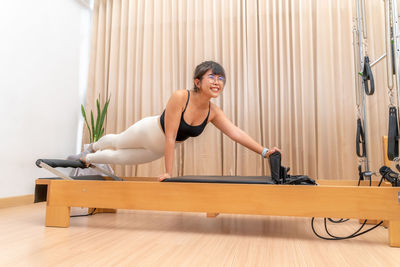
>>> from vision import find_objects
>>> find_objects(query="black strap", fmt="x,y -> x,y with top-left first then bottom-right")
182,90 -> 190,112
388,107 -> 399,160
362,56 -> 375,95
379,166 -> 399,186
284,176 -> 316,185
392,37 -> 396,74
356,118 -> 366,158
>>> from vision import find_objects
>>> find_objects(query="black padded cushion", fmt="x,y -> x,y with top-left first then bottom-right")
163,175 -> 275,184
36,159 -> 88,169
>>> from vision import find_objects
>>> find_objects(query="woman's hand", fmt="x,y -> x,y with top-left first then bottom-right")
266,147 -> 281,158
158,173 -> 171,182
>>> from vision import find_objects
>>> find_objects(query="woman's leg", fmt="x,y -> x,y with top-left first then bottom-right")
86,148 -> 163,165
92,115 -> 163,152
86,115 -> 170,165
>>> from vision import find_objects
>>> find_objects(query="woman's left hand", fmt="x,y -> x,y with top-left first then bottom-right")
158,173 -> 171,182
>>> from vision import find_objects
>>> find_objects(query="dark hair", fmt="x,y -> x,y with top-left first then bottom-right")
193,61 -> 226,92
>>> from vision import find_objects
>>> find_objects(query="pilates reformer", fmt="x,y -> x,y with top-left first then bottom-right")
34,152 -> 400,247
32,0 -> 400,247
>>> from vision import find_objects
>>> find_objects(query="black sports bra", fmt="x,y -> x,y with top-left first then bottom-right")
160,90 -> 210,141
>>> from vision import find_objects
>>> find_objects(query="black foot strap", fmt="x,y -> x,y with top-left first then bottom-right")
362,56 -> 375,95
388,107 -> 399,161
356,118 -> 366,158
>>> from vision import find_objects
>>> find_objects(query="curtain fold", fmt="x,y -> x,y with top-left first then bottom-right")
85,0 -> 389,180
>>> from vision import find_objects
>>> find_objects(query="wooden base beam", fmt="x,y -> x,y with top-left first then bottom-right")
389,221 -> 400,247
88,208 -> 117,214
358,219 -> 389,228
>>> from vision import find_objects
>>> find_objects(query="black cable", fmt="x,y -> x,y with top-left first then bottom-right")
311,218 -> 383,240
378,176 -> 384,186
312,218 -> 367,240
70,208 -> 97,218
311,171 -> 385,241
324,218 -> 366,239
328,218 -> 349,223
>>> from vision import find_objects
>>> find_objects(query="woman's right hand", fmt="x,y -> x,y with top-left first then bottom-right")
266,147 -> 281,158
158,173 -> 171,182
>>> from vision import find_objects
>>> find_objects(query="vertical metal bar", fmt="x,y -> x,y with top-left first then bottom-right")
361,0 -> 368,39
386,0 -> 394,90
356,0 -> 369,171
353,26 -> 361,106
392,0 -> 400,103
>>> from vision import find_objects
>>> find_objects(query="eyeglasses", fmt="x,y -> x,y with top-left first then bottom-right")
206,74 -> 225,83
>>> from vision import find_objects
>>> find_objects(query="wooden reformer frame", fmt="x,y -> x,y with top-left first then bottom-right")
35,177 -> 400,247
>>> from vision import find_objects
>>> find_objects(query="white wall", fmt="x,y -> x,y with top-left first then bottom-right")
0,0 -> 92,198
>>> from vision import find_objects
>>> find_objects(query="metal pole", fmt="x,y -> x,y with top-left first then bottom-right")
356,0 -> 370,171
361,0 -> 368,39
370,53 -> 387,67
392,0 -> 400,105
353,26 -> 361,107
385,0 -> 394,89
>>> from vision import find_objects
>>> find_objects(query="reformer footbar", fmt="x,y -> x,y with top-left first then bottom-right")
36,159 -> 124,181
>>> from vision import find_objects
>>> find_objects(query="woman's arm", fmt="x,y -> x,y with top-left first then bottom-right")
210,104 -> 279,157
159,90 -> 187,181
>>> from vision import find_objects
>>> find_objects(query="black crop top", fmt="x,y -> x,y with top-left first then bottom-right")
160,90 -> 210,141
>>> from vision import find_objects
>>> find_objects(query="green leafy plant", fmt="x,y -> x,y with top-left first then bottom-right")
81,95 -> 111,143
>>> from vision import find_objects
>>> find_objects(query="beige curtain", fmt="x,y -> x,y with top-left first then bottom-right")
85,0 -> 389,180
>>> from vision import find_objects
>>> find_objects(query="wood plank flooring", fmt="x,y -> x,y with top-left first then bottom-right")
0,203 -> 399,266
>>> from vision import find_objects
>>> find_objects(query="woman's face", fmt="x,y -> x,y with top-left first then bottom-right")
196,69 -> 225,98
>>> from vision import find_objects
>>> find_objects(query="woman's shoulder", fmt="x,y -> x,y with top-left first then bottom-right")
173,89 -> 189,96
166,90 -> 189,110
170,89 -> 189,101
209,102 -> 223,121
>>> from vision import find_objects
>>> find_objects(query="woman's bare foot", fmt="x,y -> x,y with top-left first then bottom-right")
66,144 -> 94,162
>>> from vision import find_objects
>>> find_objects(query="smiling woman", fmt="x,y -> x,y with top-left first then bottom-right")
68,61 -> 279,180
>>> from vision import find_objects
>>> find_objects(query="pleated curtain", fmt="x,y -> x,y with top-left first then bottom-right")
85,0 -> 389,180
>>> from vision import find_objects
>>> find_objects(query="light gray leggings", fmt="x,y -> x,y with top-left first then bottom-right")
86,115 -> 170,165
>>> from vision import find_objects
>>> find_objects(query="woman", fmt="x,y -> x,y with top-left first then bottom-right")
70,61 -> 280,181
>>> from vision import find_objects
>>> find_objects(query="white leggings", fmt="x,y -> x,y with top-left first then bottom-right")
86,115 -> 171,165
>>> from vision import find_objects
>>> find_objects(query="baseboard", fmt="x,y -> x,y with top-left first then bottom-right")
0,194 -> 34,209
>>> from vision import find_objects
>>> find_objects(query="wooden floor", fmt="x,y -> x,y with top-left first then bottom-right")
1,203 -> 399,266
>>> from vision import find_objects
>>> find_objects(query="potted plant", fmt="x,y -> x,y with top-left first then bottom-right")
81,95 -> 110,143
70,95 -> 114,176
